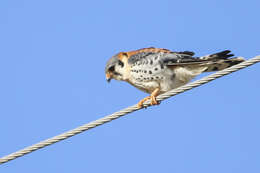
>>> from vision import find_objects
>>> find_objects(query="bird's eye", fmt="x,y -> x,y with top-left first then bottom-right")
118,61 -> 124,67
108,66 -> 115,72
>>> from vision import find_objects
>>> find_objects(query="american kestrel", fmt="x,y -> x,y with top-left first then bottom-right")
105,47 -> 244,108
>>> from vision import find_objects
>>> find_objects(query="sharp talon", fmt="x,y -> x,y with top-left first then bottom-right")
137,96 -> 150,108
137,103 -> 143,108
138,96 -> 160,108
137,88 -> 160,108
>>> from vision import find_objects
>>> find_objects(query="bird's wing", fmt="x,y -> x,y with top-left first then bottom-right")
125,47 -> 195,65
124,48 -> 243,72
161,50 -> 244,72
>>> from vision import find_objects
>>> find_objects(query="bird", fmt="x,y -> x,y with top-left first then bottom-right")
105,47 -> 244,108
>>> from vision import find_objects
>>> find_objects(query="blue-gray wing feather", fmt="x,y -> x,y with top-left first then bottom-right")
127,51 -> 197,65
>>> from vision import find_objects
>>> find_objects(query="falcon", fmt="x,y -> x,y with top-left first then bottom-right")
105,47 -> 244,108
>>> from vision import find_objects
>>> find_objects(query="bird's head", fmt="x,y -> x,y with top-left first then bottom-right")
105,53 -> 125,82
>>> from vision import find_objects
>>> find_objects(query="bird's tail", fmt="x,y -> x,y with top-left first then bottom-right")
199,50 -> 245,72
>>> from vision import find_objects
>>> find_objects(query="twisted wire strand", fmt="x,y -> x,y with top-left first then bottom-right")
1,55 -> 260,165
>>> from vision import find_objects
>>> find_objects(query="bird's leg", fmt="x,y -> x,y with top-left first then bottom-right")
137,88 -> 160,108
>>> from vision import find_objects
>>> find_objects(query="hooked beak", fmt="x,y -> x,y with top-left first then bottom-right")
106,73 -> 112,83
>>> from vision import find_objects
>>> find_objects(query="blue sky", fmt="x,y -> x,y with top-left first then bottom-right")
1,0 -> 260,172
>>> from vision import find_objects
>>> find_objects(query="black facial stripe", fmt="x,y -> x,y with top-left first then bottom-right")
118,60 -> 124,67
108,66 -> 115,72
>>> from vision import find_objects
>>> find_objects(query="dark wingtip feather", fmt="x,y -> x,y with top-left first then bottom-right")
209,50 -> 234,59
220,50 -> 231,54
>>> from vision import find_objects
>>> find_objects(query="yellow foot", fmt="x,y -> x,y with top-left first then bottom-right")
137,95 -> 159,108
137,88 -> 160,108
